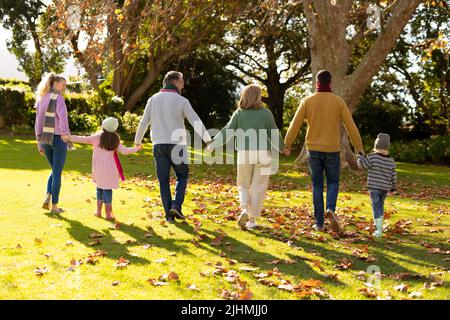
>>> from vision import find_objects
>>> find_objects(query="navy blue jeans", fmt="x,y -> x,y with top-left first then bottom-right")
42,135 -> 67,204
369,189 -> 388,219
97,188 -> 113,204
307,150 -> 340,227
153,144 -> 189,219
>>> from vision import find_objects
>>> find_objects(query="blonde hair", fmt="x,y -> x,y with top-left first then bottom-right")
238,84 -> 263,109
35,73 -> 66,100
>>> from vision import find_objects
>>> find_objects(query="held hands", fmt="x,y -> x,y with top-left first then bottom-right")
136,144 -> 143,151
206,142 -> 214,152
62,135 -> 70,143
281,147 -> 291,156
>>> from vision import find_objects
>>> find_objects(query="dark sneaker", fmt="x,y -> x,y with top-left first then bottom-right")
326,209 -> 343,235
166,216 -> 175,224
170,208 -> 185,220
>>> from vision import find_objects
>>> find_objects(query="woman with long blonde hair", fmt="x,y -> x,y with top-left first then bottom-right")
208,84 -> 288,229
34,72 -> 71,214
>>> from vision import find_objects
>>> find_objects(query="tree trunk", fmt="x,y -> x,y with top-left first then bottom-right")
264,89 -> 285,129
124,58 -> 161,112
303,0 -> 422,169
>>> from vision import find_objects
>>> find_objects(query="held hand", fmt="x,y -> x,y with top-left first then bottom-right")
38,148 -> 44,156
136,144 -> 143,151
282,147 -> 291,156
206,144 -> 214,152
61,135 -> 70,143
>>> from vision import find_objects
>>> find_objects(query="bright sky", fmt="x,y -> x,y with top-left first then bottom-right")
0,26 -> 80,81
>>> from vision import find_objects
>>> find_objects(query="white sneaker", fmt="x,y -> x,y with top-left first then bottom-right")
237,209 -> 249,227
245,220 -> 258,229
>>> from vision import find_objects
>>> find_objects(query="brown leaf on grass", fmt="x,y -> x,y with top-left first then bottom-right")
389,273 -> 425,280
224,270 -> 239,283
188,284 -> 200,291
238,289 -> 253,300
34,238 -> 43,246
239,266 -> 260,272
312,260 -> 325,271
394,283 -> 409,292
408,291 -> 423,299
112,281 -> 120,286
88,240 -> 101,246
333,258 -> 353,270
34,267 -> 49,276
258,279 -> 277,286
85,255 -> 98,265
168,271 -> 179,280
358,287 -> 378,298
254,273 -> 270,278
85,199 -> 91,204
70,259 -> 83,266
267,259 -> 282,265
89,233 -> 104,239
114,257 -> 129,269
16,244 -> 22,249
300,279 -> 322,288
148,278 -> 169,286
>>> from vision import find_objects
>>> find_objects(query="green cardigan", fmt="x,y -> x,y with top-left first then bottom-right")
210,107 -> 285,151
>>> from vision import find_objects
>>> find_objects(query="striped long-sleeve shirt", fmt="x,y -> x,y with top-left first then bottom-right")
357,152 -> 397,191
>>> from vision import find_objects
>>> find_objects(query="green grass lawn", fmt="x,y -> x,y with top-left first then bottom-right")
0,135 -> 449,300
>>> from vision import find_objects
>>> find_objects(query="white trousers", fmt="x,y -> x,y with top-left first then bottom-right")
236,150 -> 271,218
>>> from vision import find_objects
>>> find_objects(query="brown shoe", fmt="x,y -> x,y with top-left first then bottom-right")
42,194 -> 51,210
326,209 -> 343,235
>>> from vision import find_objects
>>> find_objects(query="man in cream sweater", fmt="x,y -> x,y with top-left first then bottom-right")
134,71 -> 212,223
284,70 -> 364,234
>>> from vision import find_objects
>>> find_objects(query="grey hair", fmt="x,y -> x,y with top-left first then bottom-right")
163,71 -> 183,87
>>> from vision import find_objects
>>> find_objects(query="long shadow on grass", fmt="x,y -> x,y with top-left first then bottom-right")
173,221 -> 342,285
44,212 -> 192,264
249,224 -> 448,282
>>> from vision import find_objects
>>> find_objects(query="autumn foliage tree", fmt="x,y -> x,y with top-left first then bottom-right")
302,0 -> 422,168
48,0 -> 248,111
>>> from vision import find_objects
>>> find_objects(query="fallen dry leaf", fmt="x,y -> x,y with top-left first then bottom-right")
34,267 -> 49,276
188,284 -> 200,291
114,257 -> 129,269
394,283 -> 409,292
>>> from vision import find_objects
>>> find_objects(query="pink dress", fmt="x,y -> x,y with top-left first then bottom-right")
70,133 -> 139,190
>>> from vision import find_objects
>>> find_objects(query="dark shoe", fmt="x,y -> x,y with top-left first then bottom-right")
326,209 -> 343,235
166,217 -> 175,224
170,207 -> 185,220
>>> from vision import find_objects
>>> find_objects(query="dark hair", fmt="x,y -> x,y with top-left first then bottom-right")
99,130 -> 120,151
316,70 -> 332,84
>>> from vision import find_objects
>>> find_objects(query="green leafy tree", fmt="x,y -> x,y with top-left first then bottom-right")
0,0 -> 65,87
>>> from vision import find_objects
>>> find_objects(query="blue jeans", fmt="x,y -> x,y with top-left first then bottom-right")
153,144 -> 189,219
369,189 -> 388,219
42,135 -> 67,204
307,150 -> 340,227
97,188 -> 113,204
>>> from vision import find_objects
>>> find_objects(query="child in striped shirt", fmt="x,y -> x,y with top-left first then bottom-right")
357,133 -> 397,238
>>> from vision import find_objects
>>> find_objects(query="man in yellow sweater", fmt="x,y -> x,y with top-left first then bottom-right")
284,70 -> 364,234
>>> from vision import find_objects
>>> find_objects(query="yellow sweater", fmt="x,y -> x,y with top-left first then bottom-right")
284,92 -> 363,153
